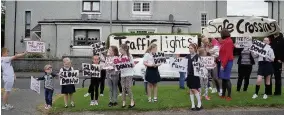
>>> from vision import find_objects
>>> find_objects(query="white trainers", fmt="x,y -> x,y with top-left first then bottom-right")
209,87 -> 213,90
94,100 -> 99,106
90,101 -> 95,106
211,88 -> 217,93
100,94 -> 104,97
2,104 -> 13,110
148,98 -> 152,103
84,93 -> 90,97
218,92 -> 222,96
263,94 -> 268,99
252,94 -> 258,99
118,93 -> 122,96
71,102 -> 75,107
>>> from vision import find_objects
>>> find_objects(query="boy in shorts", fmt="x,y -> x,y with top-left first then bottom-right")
1,48 -> 27,110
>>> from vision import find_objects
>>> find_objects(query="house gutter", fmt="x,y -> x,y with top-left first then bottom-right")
216,0 -> 218,18
55,23 -> 58,57
116,0 -> 119,20
13,1 -> 17,55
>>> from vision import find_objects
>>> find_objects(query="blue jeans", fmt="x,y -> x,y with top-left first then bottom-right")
179,72 -> 185,89
45,88 -> 54,106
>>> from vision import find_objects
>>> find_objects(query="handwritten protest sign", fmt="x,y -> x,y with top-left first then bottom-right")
103,57 -> 114,69
30,76 -> 40,94
200,56 -> 215,69
91,41 -> 107,54
193,61 -> 201,77
235,36 -> 252,48
113,56 -> 134,71
60,70 -> 79,85
169,57 -> 188,72
193,61 -> 208,78
82,63 -> 101,77
26,41 -> 45,53
109,35 -> 198,54
249,39 -> 271,57
153,52 -> 166,65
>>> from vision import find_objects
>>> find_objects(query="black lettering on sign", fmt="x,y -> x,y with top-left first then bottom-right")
113,36 -> 156,51
60,70 -> 79,85
250,45 -> 267,56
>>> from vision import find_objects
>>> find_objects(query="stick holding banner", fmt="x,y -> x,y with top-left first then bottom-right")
30,76 -> 40,94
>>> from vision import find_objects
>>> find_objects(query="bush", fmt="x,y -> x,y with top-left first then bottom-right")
25,53 -> 44,58
106,32 -> 202,48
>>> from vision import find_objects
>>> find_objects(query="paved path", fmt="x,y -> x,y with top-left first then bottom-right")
62,108 -> 284,115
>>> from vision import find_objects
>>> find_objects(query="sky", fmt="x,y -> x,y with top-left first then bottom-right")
227,0 -> 268,16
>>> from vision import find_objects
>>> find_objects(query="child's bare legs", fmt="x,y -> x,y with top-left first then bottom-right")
147,83 -> 152,101
69,93 -> 75,106
3,91 -> 10,105
192,89 -> 202,108
153,83 -> 158,100
64,94 -> 68,107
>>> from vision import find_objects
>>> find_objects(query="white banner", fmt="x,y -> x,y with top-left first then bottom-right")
60,70 -> 80,85
91,41 -> 107,54
200,56 -> 216,69
109,35 -> 198,54
169,57 -> 188,72
153,52 -> 167,65
30,76 -> 40,94
26,41 -> 46,53
82,63 -> 101,77
249,39 -> 271,57
203,17 -> 280,38
235,36 -> 252,48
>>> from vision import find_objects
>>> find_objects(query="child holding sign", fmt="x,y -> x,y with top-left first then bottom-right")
198,48 -> 211,101
37,65 -> 58,109
60,58 -> 76,108
1,48 -> 27,110
106,46 -> 120,107
118,44 -> 135,108
143,44 -> 162,103
252,38 -> 275,99
186,44 -> 203,111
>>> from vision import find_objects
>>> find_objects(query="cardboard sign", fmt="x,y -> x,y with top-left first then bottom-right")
113,56 -> 134,71
30,76 -> 40,94
26,41 -> 45,53
103,57 -> 114,69
235,36 -> 252,48
82,63 -> 101,77
203,17 -> 280,38
60,70 -> 79,85
200,56 -> 215,69
193,61 -> 208,78
153,52 -> 166,65
169,57 -> 188,72
109,35 -> 198,54
91,41 -> 107,54
249,39 -> 271,57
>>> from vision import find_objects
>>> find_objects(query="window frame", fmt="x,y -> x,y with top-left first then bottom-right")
201,13 -> 207,27
71,27 -> 102,49
25,11 -> 31,38
82,0 -> 101,13
132,1 -> 151,15
126,27 -> 157,34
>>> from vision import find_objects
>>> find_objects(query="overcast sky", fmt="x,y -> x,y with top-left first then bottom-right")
227,0 -> 268,16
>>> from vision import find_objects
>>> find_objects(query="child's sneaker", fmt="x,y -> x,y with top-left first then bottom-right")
94,100 -> 99,106
2,104 -> 13,110
148,98 -> 152,103
211,88 -> 217,93
71,102 -> 75,107
263,94 -> 268,99
118,93 -> 122,96
205,96 -> 211,100
252,94 -> 258,99
100,94 -> 104,97
220,96 -> 226,99
64,104 -> 68,108
90,101 -> 95,106
226,97 -> 232,101
47,105 -> 52,109
84,93 -> 90,97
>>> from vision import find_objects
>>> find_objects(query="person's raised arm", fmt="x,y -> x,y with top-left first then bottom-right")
11,51 -> 27,60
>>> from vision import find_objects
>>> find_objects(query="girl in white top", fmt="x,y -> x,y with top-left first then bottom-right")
143,43 -> 162,103
252,37 -> 275,99
118,44 -> 135,108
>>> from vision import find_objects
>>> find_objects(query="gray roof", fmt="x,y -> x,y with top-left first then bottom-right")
38,19 -> 191,26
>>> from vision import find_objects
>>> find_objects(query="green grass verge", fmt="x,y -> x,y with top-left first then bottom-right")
50,85 -> 284,114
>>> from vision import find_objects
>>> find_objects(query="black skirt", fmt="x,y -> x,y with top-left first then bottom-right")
186,75 -> 201,89
257,61 -> 274,77
145,67 -> 161,84
61,84 -> 76,94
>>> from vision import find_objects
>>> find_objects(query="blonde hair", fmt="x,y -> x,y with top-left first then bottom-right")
145,43 -> 157,53
63,57 -> 71,64
1,48 -> 8,55
44,64 -> 52,70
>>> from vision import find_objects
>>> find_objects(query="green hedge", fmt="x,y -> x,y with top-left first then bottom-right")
106,32 -> 202,48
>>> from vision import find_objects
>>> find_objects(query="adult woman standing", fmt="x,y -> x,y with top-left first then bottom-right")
219,29 -> 234,101
143,44 -> 162,102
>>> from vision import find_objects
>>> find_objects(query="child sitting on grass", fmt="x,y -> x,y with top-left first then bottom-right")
37,65 -> 58,109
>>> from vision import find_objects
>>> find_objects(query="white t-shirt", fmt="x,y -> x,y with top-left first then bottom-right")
1,57 -> 15,81
120,55 -> 135,77
143,53 -> 154,66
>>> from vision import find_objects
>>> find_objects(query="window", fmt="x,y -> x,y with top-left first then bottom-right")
128,29 -> 155,33
25,11 -> 31,38
83,0 -> 100,12
73,29 -> 100,46
132,1 -> 151,14
201,13 -> 207,26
